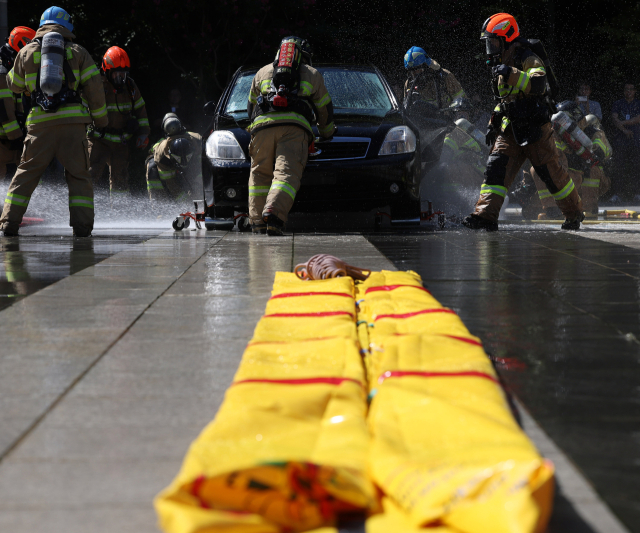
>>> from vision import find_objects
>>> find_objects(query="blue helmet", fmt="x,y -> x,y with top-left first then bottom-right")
404,46 -> 432,70
40,6 -> 73,32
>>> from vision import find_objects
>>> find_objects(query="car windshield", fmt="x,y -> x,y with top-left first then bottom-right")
317,67 -> 393,117
223,67 -> 393,119
224,72 -> 255,118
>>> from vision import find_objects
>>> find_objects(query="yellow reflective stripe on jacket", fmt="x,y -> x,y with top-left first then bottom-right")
555,140 -> 568,151
66,47 -> 73,60
92,104 -> 107,119
443,136 -> 459,151
8,69 -> 25,89
2,120 -> 20,133
314,92 -> 331,108
582,178 -> 600,188
250,111 -> 311,132
133,97 -> 145,110
26,104 -> 89,126
0,88 -> 12,98
106,103 -> 132,112
592,138 -> 610,158
480,184 -> 507,197
318,121 -> 334,136
5,191 -> 29,207
515,71 -> 530,91
158,169 -> 175,180
552,179 -> 575,200
462,137 -> 480,152
299,81 -> 313,96
248,90 -> 259,104
147,180 -> 163,190
80,64 -> 99,84
259,80 -> 272,93
25,73 -> 37,92
451,89 -> 466,99
33,52 -> 41,64
138,118 -> 149,127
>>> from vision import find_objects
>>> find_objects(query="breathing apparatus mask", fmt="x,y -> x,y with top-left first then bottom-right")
0,42 -> 16,70
483,37 -> 503,67
109,69 -> 129,92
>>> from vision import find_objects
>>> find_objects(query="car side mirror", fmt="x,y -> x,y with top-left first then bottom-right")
203,100 -> 217,116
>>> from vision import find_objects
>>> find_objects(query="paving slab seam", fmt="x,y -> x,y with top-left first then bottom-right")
0,231 -> 230,464
504,233 -> 640,346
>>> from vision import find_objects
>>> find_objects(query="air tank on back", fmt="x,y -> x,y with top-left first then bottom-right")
40,32 -> 65,97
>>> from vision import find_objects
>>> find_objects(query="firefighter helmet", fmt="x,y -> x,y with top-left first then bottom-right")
481,13 -> 519,57
279,36 -> 313,65
8,27 -> 36,52
556,100 -> 585,124
162,113 -> 186,137
168,137 -> 194,169
40,6 -> 73,32
404,46 -> 430,70
102,46 -> 131,71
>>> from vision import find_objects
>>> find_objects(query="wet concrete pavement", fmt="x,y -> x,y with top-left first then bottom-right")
0,220 -> 638,532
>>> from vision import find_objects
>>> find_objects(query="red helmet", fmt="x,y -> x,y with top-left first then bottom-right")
481,13 -> 519,42
102,46 -> 131,71
8,26 -> 36,52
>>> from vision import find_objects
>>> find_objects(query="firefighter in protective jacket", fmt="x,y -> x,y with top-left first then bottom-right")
88,46 -> 150,197
463,13 -> 583,231
0,26 -> 35,182
403,46 -> 466,110
533,106 -> 611,218
247,36 -> 335,235
146,112 -> 201,202
0,6 -> 107,237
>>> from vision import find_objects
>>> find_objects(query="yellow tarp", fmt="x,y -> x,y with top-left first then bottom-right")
156,269 -> 554,533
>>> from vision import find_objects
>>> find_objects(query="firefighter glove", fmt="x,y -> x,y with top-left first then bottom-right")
136,134 -> 149,150
491,64 -> 510,80
486,127 -> 497,147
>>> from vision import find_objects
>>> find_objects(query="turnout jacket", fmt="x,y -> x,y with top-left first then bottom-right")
7,24 -> 107,132
555,121 -> 612,174
0,66 -> 23,140
404,68 -> 466,109
88,76 -> 150,144
247,63 -> 335,138
149,132 -> 202,198
443,126 -> 486,176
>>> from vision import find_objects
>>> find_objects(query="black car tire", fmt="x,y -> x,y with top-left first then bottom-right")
390,196 -> 421,220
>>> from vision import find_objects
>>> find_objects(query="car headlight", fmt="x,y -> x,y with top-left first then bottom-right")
378,126 -> 416,156
206,131 -> 245,160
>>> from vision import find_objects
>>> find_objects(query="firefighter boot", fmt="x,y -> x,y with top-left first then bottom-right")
462,214 -> 498,232
561,212 -> 585,231
263,211 -> 285,236
251,223 -> 267,234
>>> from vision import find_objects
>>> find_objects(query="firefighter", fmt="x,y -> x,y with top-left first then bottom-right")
463,13 -> 583,231
533,102 -> 612,219
146,113 -> 202,202
247,36 -> 335,235
441,99 -> 488,188
0,26 -> 35,183
403,46 -> 466,111
88,46 -> 149,197
0,6 -> 107,237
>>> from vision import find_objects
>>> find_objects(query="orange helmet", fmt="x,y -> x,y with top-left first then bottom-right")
102,46 -> 131,71
481,13 -> 519,42
8,26 -> 36,52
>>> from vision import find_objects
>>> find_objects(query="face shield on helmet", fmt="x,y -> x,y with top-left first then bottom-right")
485,37 -> 502,56
168,137 -> 195,170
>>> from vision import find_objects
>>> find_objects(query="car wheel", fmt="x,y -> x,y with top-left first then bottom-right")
390,197 -> 421,220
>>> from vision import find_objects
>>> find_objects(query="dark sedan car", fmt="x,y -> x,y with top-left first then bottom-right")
202,64 -> 427,224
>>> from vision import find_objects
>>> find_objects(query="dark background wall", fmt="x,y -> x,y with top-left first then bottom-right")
8,1 -> 640,187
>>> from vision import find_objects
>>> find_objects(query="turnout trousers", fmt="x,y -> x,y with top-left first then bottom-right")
0,140 -> 21,182
88,138 -> 130,194
534,166 -> 609,216
248,124 -> 310,224
1,123 -> 94,234
473,122 -> 582,221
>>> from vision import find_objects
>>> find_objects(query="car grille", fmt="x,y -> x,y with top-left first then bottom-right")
310,137 -> 370,160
